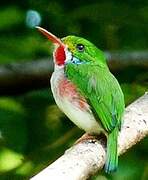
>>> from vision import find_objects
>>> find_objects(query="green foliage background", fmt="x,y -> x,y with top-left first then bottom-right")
0,0 -> 147,179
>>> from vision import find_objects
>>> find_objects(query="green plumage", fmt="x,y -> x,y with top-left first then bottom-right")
63,36 -> 125,173
37,27 -> 125,173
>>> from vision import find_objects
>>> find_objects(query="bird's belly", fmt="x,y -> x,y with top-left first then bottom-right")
50,70 -> 101,134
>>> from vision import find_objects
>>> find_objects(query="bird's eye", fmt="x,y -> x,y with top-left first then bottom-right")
76,44 -> 85,52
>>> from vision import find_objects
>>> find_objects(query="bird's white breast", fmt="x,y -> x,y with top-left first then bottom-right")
50,66 -> 102,134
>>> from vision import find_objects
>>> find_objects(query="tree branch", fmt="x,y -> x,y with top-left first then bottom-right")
31,93 -> 148,180
0,51 -> 148,95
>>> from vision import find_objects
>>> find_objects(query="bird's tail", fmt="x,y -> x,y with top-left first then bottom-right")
105,127 -> 118,173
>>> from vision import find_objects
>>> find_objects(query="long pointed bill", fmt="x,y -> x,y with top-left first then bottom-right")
36,26 -> 64,46
36,26 -> 66,66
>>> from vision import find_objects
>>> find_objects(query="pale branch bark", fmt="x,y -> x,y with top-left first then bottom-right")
31,93 -> 148,180
0,51 -> 148,95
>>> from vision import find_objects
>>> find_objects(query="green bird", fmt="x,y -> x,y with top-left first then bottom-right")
37,27 -> 125,173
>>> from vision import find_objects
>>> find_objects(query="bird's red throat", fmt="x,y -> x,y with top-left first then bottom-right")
54,45 -> 66,66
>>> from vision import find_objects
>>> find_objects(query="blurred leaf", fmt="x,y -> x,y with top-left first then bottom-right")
0,98 -> 24,113
0,98 -> 27,152
0,35 -> 50,63
0,147 -> 23,172
121,83 -> 147,105
16,161 -> 34,176
0,7 -> 24,30
142,164 -> 148,180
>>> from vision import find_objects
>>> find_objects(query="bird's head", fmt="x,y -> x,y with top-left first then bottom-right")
37,27 -> 106,67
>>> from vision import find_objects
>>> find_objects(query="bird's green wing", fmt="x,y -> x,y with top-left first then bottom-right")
65,64 -> 125,132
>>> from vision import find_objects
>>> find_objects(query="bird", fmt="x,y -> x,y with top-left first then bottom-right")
36,26 -> 125,173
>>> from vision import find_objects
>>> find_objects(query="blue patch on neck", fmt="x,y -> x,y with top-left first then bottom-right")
71,57 -> 86,65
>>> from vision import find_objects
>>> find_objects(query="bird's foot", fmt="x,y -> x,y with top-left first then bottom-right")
74,133 -> 98,145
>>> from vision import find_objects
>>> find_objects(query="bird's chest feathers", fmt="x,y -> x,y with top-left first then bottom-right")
51,69 -> 89,111
50,68 -> 100,133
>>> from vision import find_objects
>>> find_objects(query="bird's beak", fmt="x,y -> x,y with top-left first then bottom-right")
36,26 -> 67,66
36,26 -> 64,47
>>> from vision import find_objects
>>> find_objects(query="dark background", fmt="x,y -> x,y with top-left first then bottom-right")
0,0 -> 147,179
